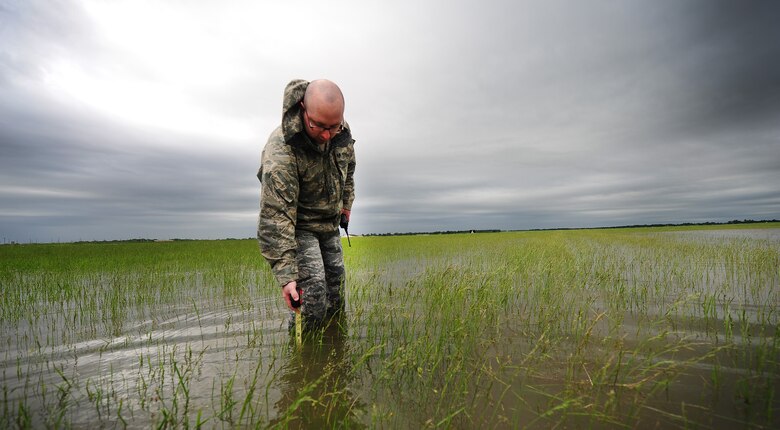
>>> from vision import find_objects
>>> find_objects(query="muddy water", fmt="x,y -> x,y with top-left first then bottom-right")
1,280 -> 377,428
1,229 -> 779,428
1,295 -> 288,427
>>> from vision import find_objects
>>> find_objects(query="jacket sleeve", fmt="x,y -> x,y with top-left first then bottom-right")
342,142 -> 356,211
258,141 -> 299,287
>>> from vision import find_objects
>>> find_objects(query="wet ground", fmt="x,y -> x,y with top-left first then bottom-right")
1,228 -> 778,428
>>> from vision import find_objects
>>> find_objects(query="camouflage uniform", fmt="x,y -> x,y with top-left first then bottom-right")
257,79 -> 356,328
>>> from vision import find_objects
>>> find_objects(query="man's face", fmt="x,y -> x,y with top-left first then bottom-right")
302,101 -> 343,145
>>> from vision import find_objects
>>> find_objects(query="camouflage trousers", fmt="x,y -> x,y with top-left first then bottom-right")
291,229 -> 345,330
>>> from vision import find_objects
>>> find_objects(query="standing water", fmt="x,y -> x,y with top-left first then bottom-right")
1,227 -> 778,428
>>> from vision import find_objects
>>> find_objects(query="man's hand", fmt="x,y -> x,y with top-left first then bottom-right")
282,281 -> 301,312
340,209 -> 350,229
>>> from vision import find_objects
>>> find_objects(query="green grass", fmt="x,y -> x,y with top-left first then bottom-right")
1,224 -> 779,428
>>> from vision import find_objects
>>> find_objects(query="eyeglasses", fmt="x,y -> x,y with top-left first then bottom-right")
303,109 -> 343,134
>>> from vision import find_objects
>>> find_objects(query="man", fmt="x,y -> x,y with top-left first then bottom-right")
257,79 -> 356,330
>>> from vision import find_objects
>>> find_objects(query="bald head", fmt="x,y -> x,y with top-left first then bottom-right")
303,79 -> 345,113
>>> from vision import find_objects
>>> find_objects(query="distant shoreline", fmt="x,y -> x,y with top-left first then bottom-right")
362,219 -> 780,237
4,219 -> 778,245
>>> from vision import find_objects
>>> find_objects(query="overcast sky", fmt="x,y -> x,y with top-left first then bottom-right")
1,0 -> 779,242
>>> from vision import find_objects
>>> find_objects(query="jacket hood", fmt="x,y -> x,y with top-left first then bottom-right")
281,79 -> 309,143
280,78 -> 353,148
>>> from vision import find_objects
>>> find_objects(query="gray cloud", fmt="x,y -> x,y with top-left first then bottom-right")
1,0 -> 779,242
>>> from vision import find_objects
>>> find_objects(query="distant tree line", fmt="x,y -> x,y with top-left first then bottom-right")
361,219 -> 780,237
5,219 -> 778,245
363,229 -> 502,237
725,219 -> 777,224
525,219 -> 780,232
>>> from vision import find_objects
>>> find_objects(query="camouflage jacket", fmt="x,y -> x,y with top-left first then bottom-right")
257,79 -> 356,287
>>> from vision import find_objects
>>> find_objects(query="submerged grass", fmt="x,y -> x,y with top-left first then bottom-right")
1,224 -> 779,428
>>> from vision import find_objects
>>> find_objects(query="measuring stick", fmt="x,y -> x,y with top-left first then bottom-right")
295,312 -> 302,345
290,287 -> 303,346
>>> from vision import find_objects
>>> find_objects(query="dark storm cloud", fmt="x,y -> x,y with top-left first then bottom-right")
0,109 -> 259,242
1,0 -> 779,241
680,3 -> 780,125
349,0 -> 780,234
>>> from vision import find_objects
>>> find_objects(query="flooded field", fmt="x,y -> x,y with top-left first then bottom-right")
1,225 -> 779,428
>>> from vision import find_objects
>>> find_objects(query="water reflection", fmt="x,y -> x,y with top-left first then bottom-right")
661,228 -> 780,242
271,316 -> 365,429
